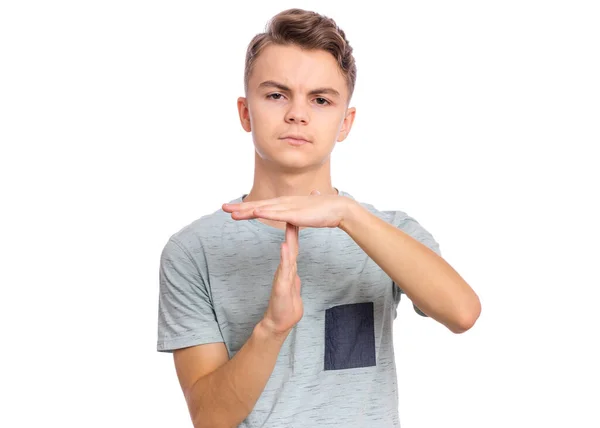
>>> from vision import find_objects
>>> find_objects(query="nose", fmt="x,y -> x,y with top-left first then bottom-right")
284,100 -> 309,125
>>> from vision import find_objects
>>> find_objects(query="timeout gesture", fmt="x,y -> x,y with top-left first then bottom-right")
227,189 -> 327,338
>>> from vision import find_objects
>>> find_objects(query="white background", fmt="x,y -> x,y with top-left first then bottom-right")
1,1 -> 599,427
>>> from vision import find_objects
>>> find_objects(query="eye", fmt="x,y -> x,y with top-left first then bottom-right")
315,97 -> 330,106
267,93 -> 285,100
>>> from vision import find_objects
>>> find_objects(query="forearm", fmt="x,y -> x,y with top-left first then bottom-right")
187,321 -> 288,428
339,201 -> 480,333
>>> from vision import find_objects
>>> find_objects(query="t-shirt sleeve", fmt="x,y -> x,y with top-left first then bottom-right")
391,211 -> 442,317
156,236 -> 224,353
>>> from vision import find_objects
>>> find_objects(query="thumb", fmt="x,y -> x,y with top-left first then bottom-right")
310,189 -> 321,196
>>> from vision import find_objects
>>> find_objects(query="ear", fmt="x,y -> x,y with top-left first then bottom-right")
237,97 -> 251,132
337,107 -> 356,142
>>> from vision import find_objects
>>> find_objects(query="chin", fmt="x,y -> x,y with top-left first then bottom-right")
266,151 -> 316,169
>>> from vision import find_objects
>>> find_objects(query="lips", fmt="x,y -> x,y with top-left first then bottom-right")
280,134 -> 311,145
282,137 -> 309,145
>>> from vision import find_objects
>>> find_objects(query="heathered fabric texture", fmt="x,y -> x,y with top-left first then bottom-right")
157,190 -> 441,427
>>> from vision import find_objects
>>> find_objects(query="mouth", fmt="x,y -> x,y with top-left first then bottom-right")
279,134 -> 311,146
281,137 -> 310,146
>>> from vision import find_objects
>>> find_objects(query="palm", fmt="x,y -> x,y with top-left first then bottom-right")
262,221 -> 304,335
223,189 -> 350,230
267,273 -> 303,331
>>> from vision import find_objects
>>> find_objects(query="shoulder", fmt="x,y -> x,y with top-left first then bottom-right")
163,195 -> 241,256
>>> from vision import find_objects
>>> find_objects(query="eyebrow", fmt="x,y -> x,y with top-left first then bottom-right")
258,80 -> 341,98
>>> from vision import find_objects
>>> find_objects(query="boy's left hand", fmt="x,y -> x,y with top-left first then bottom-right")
222,190 -> 354,229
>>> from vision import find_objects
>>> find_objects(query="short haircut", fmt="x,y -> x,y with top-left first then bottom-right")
244,8 -> 357,102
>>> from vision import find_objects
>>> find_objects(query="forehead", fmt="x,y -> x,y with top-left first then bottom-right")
250,44 -> 347,95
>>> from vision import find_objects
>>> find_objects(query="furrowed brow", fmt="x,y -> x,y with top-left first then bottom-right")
307,87 -> 341,98
258,80 -> 291,92
258,80 -> 340,98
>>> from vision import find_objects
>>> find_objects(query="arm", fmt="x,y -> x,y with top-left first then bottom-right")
339,201 -> 481,334
178,320 -> 288,428
174,224 -> 303,428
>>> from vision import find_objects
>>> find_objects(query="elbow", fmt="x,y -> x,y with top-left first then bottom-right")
191,402 -> 243,428
192,413 -> 228,428
191,407 -> 234,428
449,295 -> 482,334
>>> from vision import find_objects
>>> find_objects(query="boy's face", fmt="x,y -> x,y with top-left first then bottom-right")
238,44 -> 355,169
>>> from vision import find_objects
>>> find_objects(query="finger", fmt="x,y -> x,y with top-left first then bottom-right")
286,224 -> 299,290
231,203 -> 291,219
281,241 -> 289,272
294,224 -> 299,256
231,210 -> 259,220
254,203 -> 291,212
310,189 -> 321,195
223,197 -> 285,213
287,242 -> 298,284
286,222 -> 298,261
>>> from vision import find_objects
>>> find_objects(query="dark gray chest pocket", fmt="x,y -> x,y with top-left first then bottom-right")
324,302 -> 376,370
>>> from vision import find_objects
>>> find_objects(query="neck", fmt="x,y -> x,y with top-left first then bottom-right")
243,152 -> 339,203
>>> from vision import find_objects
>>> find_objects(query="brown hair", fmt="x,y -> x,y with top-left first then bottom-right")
244,8 -> 357,102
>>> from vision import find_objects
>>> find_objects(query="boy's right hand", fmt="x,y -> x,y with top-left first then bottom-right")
261,221 -> 303,339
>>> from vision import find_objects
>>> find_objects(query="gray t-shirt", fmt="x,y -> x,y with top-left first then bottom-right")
157,190 -> 441,427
